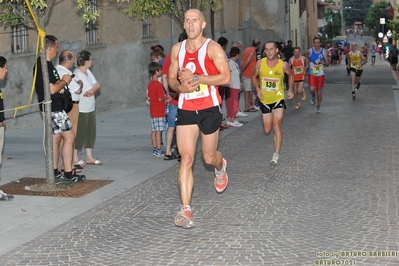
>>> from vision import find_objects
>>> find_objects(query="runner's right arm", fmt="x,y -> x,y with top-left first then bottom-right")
168,43 -> 198,94
251,60 -> 262,99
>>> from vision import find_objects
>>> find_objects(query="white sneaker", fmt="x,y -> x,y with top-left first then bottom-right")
227,120 -> 243,127
0,190 -> 14,201
236,111 -> 248,117
270,153 -> 279,165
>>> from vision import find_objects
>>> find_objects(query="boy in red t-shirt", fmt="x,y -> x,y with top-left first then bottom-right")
147,62 -> 167,157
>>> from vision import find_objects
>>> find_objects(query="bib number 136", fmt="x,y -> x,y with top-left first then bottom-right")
261,77 -> 279,92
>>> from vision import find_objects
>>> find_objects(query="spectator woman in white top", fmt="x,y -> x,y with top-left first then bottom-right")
73,51 -> 102,165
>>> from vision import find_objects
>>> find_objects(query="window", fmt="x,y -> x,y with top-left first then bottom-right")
85,0 -> 98,45
142,16 -> 153,39
11,2 -> 28,54
300,0 -> 307,14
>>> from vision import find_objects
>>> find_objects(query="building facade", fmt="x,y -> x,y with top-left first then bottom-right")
0,0 -> 293,129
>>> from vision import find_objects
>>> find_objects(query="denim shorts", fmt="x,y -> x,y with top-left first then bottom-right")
167,104 -> 178,128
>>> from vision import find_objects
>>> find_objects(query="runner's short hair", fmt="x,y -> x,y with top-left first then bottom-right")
313,36 -> 321,42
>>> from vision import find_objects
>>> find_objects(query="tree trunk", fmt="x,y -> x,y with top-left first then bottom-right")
39,48 -> 55,187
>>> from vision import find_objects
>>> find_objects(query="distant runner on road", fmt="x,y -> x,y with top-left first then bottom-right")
307,36 -> 329,113
347,42 -> 365,100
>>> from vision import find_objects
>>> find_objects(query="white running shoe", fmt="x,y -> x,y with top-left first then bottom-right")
270,153 -> 279,165
227,120 -> 243,127
236,111 -> 248,117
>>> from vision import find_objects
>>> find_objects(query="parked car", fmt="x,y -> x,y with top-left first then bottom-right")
333,36 -> 347,48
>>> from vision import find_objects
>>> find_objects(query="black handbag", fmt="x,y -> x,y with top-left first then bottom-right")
61,86 -> 73,113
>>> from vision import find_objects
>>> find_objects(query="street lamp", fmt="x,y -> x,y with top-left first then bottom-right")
380,17 -> 386,34
343,6 -> 352,33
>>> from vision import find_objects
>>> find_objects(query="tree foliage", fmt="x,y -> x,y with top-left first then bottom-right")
388,4 -> 399,41
117,0 -> 222,29
325,8 -> 342,38
0,0 -> 99,27
342,0 -> 373,26
364,1 -> 390,30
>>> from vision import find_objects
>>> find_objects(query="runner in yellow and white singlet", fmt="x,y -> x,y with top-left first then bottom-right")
252,41 -> 294,165
347,42 -> 365,100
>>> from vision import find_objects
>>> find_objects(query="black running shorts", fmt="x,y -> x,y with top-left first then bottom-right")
260,100 -> 286,114
175,106 -> 222,135
350,68 -> 363,77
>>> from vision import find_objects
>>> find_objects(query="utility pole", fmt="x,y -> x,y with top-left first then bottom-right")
341,2 -> 344,35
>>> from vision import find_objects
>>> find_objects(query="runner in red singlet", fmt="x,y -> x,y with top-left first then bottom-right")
168,9 -> 231,229
289,47 -> 309,109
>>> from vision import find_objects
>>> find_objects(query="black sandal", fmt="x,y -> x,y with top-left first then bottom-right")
72,168 -> 82,173
164,154 -> 178,160
73,164 -> 83,170
66,174 -> 86,183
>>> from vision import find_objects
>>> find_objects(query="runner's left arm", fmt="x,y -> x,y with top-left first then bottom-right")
305,57 -> 309,71
360,52 -> 366,66
347,54 -> 351,68
283,62 -> 294,99
323,49 -> 330,67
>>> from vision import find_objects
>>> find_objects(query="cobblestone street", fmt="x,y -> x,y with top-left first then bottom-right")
1,33 -> 398,265
1,79 -> 399,265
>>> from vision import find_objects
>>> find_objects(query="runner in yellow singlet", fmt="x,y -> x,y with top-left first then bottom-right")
347,42 -> 365,100
251,41 -> 294,165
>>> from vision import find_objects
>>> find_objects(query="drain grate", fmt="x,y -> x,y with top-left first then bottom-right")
0,177 -> 113,198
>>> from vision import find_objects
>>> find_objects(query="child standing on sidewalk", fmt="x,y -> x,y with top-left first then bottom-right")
147,62 -> 167,157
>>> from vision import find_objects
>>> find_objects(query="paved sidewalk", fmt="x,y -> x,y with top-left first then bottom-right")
0,100 -> 260,257
2,61 -> 399,264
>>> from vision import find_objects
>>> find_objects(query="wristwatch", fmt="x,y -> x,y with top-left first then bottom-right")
192,75 -> 199,83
